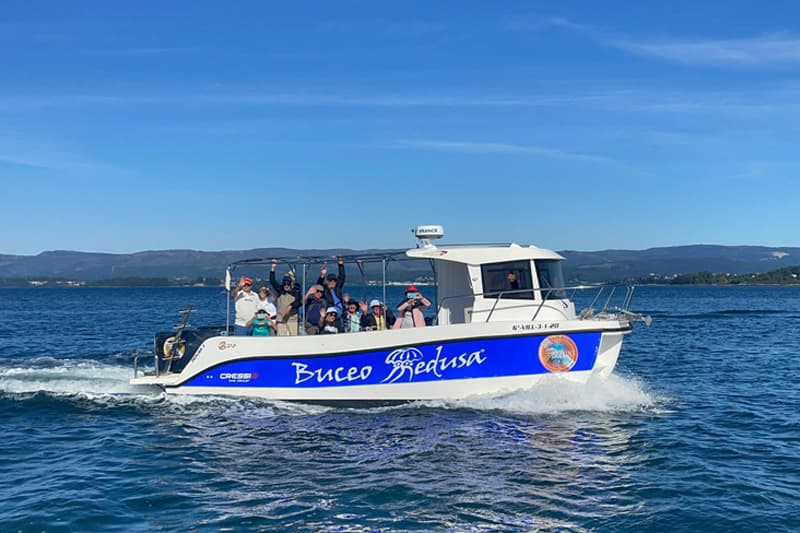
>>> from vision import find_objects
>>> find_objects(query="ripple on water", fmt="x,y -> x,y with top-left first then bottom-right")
1,286 -> 800,531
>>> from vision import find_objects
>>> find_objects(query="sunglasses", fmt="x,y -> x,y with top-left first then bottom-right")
326,312 -> 337,316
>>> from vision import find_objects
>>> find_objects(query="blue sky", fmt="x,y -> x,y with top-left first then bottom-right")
2,1 -> 799,255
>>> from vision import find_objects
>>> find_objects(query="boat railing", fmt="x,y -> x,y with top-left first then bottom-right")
436,284 -> 649,324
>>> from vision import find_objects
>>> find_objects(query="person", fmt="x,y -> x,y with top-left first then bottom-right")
320,306 -> 343,334
269,260 -> 302,336
342,299 -> 367,333
505,271 -> 520,291
361,299 -> 395,331
256,285 -> 278,314
231,276 -> 259,335
393,285 -> 431,329
247,308 -> 273,337
255,285 -> 278,335
317,257 -> 346,317
303,284 -> 328,335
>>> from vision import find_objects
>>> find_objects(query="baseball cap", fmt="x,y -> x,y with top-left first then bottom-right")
326,273 -> 337,281
405,285 -> 418,294
243,277 -> 253,285
369,299 -> 382,308
325,306 -> 339,316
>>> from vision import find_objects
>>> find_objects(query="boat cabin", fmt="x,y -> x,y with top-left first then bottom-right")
408,241 -> 576,326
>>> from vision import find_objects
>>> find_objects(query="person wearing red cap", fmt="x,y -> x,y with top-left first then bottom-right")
393,285 -> 431,329
231,276 -> 259,335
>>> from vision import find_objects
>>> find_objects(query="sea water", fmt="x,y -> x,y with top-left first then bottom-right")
0,286 -> 798,532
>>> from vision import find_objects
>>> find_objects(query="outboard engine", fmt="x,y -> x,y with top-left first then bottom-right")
151,307 -> 229,376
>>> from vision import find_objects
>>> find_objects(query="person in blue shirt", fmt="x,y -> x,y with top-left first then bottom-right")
303,284 -> 328,335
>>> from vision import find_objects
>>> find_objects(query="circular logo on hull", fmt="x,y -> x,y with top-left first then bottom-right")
539,335 -> 579,372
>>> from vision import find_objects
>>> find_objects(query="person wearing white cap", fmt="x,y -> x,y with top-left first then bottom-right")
320,306 -> 343,334
361,299 -> 396,331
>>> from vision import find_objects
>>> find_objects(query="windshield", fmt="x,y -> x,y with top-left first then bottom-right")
536,260 -> 566,299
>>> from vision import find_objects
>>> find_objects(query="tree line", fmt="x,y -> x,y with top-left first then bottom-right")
631,265 -> 800,285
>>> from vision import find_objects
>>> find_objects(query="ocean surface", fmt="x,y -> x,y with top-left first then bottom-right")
1,285 -> 798,532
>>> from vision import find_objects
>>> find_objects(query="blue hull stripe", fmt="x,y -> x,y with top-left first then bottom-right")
183,332 -> 603,389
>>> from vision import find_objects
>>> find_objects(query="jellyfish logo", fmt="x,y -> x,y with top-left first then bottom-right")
382,347 -> 424,383
538,335 -> 579,372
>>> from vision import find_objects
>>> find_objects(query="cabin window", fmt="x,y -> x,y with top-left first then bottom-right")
481,261 -> 534,300
535,260 -> 566,299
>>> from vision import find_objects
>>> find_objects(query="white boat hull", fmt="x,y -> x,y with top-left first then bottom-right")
131,320 -> 630,402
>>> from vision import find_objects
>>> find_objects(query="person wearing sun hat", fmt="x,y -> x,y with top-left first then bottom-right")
393,285 -> 431,329
341,298 -> 366,333
361,299 -> 396,331
231,276 -> 259,335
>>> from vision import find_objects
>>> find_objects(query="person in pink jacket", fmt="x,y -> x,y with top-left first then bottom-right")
393,285 -> 432,329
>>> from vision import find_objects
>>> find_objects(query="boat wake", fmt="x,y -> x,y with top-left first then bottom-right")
0,358 -> 663,416
0,357 -> 158,402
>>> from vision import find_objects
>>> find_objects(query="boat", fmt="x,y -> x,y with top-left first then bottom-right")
131,226 -> 650,403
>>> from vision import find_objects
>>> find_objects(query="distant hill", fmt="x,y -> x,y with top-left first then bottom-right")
560,245 -> 800,282
0,247 -> 425,281
0,244 -> 797,283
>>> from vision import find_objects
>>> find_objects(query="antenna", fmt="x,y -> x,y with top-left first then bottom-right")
414,225 -> 445,248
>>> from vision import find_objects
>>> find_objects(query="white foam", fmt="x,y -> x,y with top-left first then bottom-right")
0,358 -> 147,397
421,373 -> 663,415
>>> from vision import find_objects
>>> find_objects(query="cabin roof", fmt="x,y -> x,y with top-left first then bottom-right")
227,242 -> 563,270
406,243 -> 564,264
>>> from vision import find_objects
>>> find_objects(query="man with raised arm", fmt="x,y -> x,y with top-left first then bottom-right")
231,276 -> 259,336
269,259 -> 302,336
317,256 -> 346,317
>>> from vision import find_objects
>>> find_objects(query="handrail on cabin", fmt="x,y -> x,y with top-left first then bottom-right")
435,284 -> 637,324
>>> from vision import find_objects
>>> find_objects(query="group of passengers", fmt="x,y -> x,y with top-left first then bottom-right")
231,258 -> 431,336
